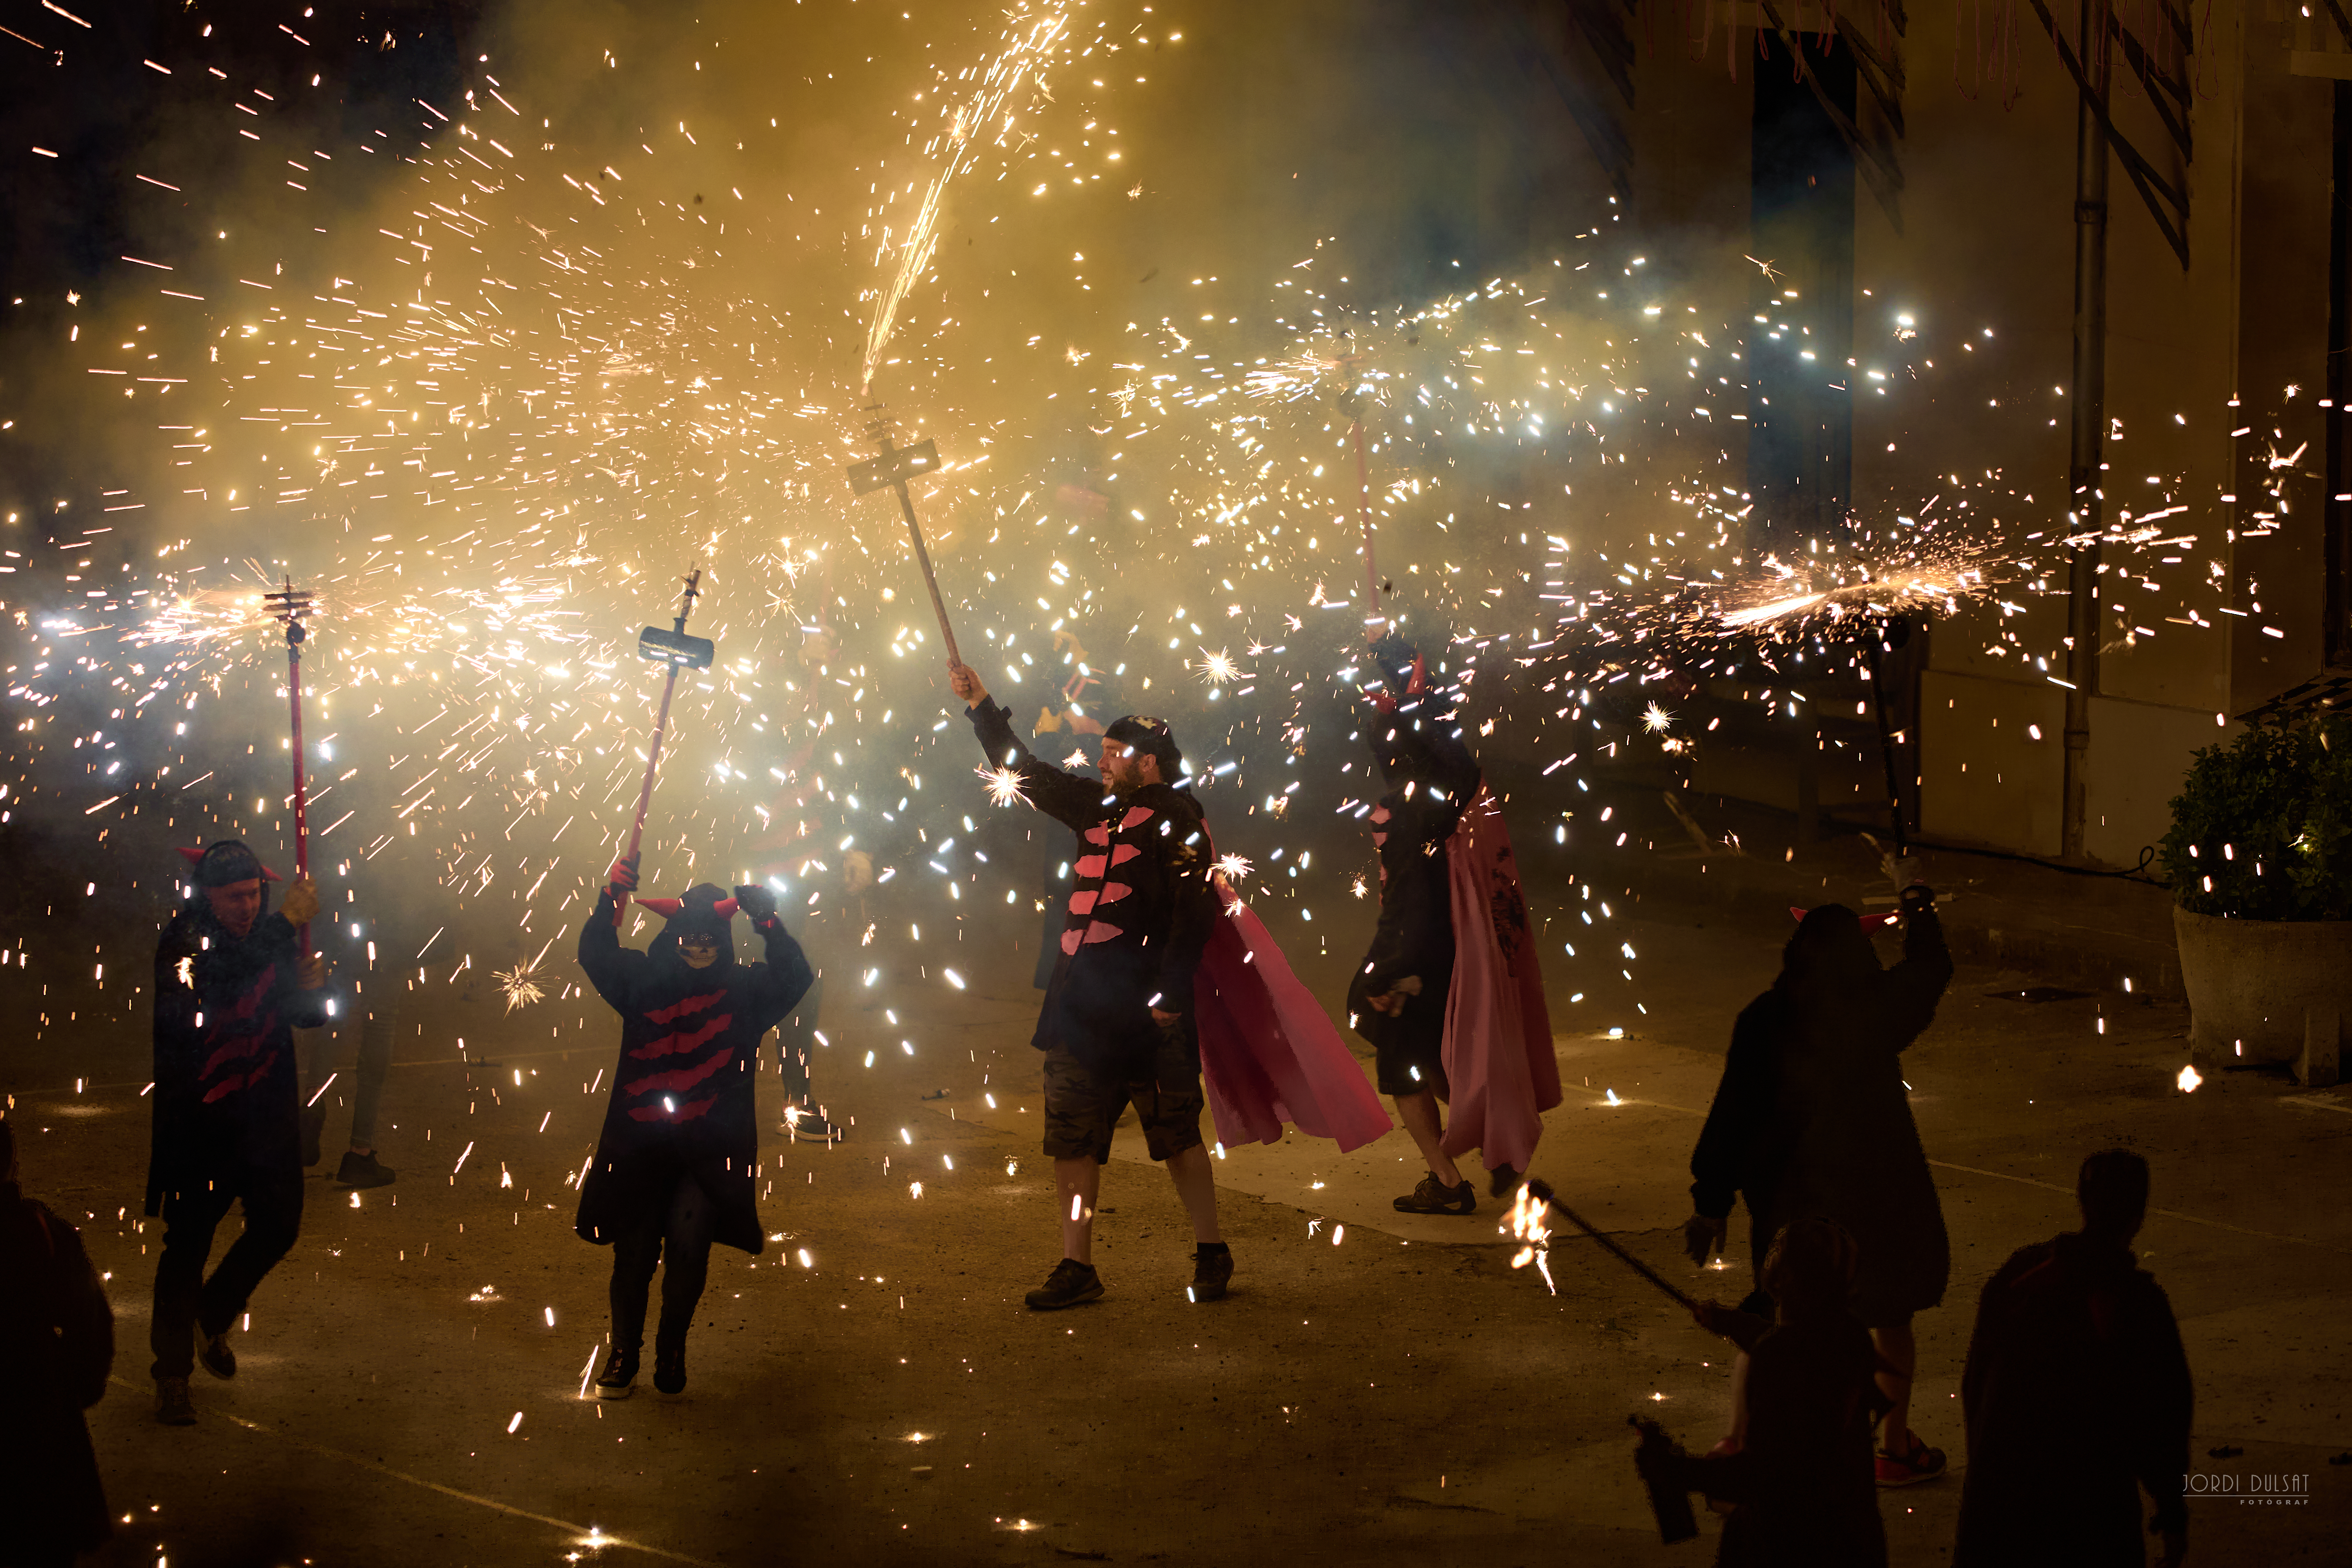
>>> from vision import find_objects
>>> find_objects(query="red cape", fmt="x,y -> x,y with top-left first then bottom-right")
1438,787 -> 1561,1173
1194,878 -> 1393,1153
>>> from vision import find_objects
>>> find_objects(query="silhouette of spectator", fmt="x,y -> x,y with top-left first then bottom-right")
1666,1217 -> 1890,1566
0,1116 -> 115,1567
1953,1148 -> 2192,1568
1684,885 -> 1954,1485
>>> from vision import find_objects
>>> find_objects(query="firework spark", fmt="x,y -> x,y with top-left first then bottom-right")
978,764 -> 1030,808
1193,647 -> 1246,685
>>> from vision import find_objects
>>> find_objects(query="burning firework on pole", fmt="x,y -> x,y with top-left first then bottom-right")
847,414 -> 961,665
262,578 -> 315,953
1330,357 -> 1385,642
614,569 -> 715,927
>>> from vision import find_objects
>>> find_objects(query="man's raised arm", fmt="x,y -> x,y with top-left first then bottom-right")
949,659 -> 1106,833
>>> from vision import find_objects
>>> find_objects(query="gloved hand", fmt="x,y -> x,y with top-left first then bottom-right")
733,883 -> 778,923
1900,882 -> 1936,914
279,875 -> 321,928
1682,1212 -> 1728,1266
607,854 -> 640,897
295,953 -> 329,992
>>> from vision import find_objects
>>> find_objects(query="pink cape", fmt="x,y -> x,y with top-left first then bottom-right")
1438,787 -> 1562,1174
1194,880 -> 1394,1153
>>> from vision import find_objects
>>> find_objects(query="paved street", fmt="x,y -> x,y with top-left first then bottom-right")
8,860 -> 2348,1568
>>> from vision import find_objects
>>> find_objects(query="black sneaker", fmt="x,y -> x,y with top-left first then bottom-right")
653,1341 -> 687,1396
1024,1259 -> 1103,1311
781,1106 -> 841,1143
156,1376 -> 196,1426
1188,1247 -> 1234,1303
1394,1174 -> 1477,1215
594,1347 -> 638,1401
198,1330 -> 237,1380
1487,1164 -> 1521,1200
299,1104 -> 326,1168
334,1149 -> 397,1188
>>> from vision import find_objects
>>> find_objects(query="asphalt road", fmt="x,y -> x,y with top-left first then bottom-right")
8,885 -> 2349,1567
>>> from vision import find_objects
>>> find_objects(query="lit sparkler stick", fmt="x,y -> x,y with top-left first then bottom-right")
262,578 -> 315,954
616,569 -> 715,927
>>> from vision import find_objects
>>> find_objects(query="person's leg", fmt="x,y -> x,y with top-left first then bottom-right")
150,1186 -> 232,1381
1164,1143 -> 1221,1244
654,1177 -> 716,1348
195,1176 -> 302,1341
1872,1319 -> 1918,1454
348,998 -> 397,1156
607,1204 -> 662,1355
1055,1156 -> 1103,1264
1392,1089 -> 1463,1186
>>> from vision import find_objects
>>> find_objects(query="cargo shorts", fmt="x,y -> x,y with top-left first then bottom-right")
1041,1024 -> 1205,1165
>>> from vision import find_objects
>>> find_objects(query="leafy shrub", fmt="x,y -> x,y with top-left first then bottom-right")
2162,714 -> 2351,920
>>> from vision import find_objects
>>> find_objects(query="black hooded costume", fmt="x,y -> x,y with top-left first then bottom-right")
1345,663 -> 1482,1096
574,882 -> 812,1257
1953,1230 -> 2192,1567
965,699 -> 1219,1080
1690,902 -> 1953,1325
146,840 -> 326,1383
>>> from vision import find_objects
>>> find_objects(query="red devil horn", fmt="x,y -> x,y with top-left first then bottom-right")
178,846 -> 207,866
1788,905 -> 1810,923
261,864 -> 283,882
710,898 -> 739,919
636,897 -> 683,917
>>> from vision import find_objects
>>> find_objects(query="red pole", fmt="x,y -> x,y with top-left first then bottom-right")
614,662 -> 682,927
1352,415 -> 1381,641
283,584 -> 312,954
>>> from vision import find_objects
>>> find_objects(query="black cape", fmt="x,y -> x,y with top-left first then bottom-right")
574,891 -> 813,1255
147,903 -> 329,1217
1690,907 -> 1953,1322
1953,1232 -> 2192,1566
1345,715 -> 1480,1063
0,1187 -> 113,1561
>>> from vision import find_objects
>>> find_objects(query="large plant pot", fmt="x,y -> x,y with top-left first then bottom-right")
2173,906 -> 2352,1082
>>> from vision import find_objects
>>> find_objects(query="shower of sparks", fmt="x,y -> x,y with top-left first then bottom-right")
1213,853 -> 1253,883
979,764 -> 1030,808
1506,1184 -> 1555,1295
2177,1063 -> 2203,1093
1640,701 -> 1674,734
859,0 -> 1081,395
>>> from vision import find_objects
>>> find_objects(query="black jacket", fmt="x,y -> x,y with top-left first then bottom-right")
147,903 -> 329,1216
1347,716 -> 1480,1053
1690,909 -> 1953,1319
574,893 -> 813,1255
0,1187 -> 113,1561
1954,1232 -> 2192,1566
968,699 -> 1218,1077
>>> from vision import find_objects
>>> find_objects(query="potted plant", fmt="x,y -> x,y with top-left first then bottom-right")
2161,712 -> 2351,1084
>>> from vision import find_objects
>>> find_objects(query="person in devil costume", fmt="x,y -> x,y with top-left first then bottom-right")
575,860 -> 812,1397
146,840 -> 326,1426
949,659 -> 1227,1311
1345,636 -> 1486,1214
